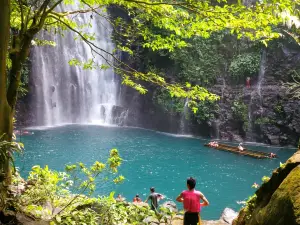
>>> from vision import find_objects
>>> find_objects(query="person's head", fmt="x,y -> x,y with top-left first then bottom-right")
187,177 -> 196,190
136,194 -> 139,198
118,194 -> 121,197
150,187 -> 155,193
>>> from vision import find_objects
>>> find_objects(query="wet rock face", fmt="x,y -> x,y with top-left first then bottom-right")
116,40 -> 300,146
233,151 -> 300,225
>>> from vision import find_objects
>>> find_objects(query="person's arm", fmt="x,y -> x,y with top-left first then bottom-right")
176,193 -> 184,202
199,192 -> 209,206
145,195 -> 150,203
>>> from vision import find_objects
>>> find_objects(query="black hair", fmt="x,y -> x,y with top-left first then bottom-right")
136,194 -> 139,197
187,177 -> 196,189
150,187 -> 155,192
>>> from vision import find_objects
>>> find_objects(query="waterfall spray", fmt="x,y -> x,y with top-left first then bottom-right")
31,5 -> 118,126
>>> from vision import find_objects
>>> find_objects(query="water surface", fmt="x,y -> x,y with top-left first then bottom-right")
15,125 -> 296,220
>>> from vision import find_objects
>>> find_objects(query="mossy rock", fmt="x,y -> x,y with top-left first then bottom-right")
234,151 -> 300,225
249,165 -> 300,225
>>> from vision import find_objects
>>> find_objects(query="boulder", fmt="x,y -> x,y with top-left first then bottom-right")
266,135 -> 280,145
16,213 -> 50,225
143,216 -> 160,224
8,184 -> 26,196
233,150 -> 300,225
161,201 -> 178,213
229,133 -> 243,143
249,165 -> 300,225
220,208 -> 238,224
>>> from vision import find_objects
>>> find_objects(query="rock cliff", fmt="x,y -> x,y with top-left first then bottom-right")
233,150 -> 300,225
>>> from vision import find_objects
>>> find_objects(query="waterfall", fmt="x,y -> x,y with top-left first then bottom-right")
257,49 -> 267,103
246,50 -> 267,140
31,5 -> 118,126
179,98 -> 189,134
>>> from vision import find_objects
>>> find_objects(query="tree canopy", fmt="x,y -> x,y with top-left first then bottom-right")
7,0 -> 300,109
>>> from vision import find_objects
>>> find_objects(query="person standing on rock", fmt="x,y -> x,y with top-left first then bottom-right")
145,187 -> 163,212
246,77 -> 251,88
176,177 -> 209,225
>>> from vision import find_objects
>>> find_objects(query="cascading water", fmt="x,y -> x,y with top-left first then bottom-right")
257,49 -> 267,104
31,5 -> 118,126
246,49 -> 267,140
179,98 -> 189,134
215,77 -> 227,139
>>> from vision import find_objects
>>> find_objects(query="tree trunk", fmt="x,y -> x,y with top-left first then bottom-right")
0,0 -> 12,210
0,0 -> 10,135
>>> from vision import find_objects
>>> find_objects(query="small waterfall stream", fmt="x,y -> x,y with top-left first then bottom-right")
214,77 -> 227,139
179,98 -> 189,134
247,49 -> 267,139
257,49 -> 267,105
31,5 -> 118,126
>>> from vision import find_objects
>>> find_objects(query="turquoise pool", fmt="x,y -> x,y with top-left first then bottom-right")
15,125 -> 296,220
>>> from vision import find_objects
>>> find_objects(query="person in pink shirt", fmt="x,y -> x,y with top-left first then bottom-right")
176,177 -> 209,225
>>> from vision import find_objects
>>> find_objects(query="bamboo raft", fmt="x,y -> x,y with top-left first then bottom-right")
204,143 -> 277,159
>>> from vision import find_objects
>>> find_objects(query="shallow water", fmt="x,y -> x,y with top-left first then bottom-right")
15,125 -> 296,220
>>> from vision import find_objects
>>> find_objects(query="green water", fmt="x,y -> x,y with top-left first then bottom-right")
15,125 -> 296,220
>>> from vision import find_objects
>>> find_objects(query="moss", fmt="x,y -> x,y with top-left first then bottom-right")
254,165 -> 300,225
234,151 -> 300,225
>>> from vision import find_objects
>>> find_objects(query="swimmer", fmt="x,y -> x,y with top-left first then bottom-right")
133,194 -> 142,203
116,194 -> 125,202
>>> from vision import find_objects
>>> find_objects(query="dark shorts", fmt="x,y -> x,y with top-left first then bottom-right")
184,212 -> 199,225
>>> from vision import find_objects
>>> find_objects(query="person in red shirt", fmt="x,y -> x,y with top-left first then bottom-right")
246,77 -> 251,88
176,177 -> 209,225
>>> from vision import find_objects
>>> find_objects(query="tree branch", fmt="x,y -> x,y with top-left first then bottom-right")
17,0 -> 24,33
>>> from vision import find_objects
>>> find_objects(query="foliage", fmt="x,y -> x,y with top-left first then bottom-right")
153,89 -> 185,114
244,194 -> 257,221
170,33 -> 227,85
9,150 -> 177,225
280,162 -> 286,169
262,176 -> 270,183
254,117 -> 271,125
13,149 -> 123,222
6,0 -> 300,115
229,52 -> 260,80
0,134 -> 23,176
274,102 -> 284,116
193,100 -> 219,123
282,70 -> 300,99
231,100 -> 248,129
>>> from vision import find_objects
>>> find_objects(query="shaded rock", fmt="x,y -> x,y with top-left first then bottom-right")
161,201 -> 178,213
220,208 -> 238,224
233,150 -> 300,225
16,213 -> 50,225
266,135 -> 280,145
143,216 -> 160,224
42,201 -> 52,214
0,211 -> 20,224
251,165 -> 300,225
8,184 -> 26,196
229,133 -> 243,143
